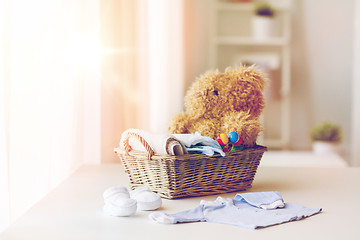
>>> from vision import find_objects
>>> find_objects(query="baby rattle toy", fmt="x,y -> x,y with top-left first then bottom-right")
217,133 -> 230,152
217,132 -> 245,152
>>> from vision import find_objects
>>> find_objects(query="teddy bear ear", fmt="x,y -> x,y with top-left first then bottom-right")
198,69 -> 220,81
242,65 -> 267,92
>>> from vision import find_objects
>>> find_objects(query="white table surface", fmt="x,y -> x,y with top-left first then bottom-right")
260,151 -> 348,167
1,164 -> 359,240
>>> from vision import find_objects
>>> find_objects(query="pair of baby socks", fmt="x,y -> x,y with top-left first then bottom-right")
103,186 -> 162,217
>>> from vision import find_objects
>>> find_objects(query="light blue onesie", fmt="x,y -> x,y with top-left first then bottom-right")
149,192 -> 322,230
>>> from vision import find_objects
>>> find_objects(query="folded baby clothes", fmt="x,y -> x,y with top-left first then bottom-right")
149,191 -> 322,229
120,129 -> 187,156
172,132 -> 225,156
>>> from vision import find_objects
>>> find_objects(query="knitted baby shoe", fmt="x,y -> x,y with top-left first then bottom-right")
103,186 -> 137,217
130,186 -> 162,211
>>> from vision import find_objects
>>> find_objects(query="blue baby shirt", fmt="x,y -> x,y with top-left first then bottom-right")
149,192 -> 322,229
172,132 -> 225,156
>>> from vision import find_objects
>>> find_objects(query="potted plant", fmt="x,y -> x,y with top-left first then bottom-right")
252,2 -> 275,40
310,121 -> 342,155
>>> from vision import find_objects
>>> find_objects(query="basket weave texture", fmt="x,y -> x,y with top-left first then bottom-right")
115,132 -> 267,199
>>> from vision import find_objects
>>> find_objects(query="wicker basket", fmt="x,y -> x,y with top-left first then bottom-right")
115,132 -> 267,199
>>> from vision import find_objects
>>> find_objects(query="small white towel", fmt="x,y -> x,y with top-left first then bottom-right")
120,129 -> 187,156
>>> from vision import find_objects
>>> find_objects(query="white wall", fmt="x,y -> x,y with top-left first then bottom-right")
184,0 -> 355,164
290,0 -> 354,160
183,0 -> 212,95
351,0 -> 360,166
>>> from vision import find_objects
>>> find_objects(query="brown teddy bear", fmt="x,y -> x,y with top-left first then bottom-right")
168,65 -> 266,148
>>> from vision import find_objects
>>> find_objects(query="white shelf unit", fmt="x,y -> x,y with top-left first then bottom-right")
216,36 -> 288,45
209,0 -> 292,149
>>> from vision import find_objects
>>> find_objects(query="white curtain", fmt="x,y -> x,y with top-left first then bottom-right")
0,0 -> 184,231
143,0 -> 184,134
0,0 -> 101,231
0,4 -> 10,228
100,0 -> 184,162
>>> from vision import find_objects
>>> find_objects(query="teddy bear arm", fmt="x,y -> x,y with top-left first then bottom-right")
221,113 -> 262,148
168,113 -> 192,134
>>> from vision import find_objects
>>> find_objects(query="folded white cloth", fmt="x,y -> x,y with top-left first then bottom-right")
120,129 -> 187,156
103,186 -> 162,217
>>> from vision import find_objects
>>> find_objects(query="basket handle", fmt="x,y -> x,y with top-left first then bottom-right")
123,132 -> 155,160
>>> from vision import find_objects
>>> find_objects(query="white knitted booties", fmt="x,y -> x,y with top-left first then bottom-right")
103,186 -> 162,217
103,186 -> 137,217
130,186 -> 162,211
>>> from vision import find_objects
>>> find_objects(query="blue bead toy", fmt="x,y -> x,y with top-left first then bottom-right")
228,132 -> 243,146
